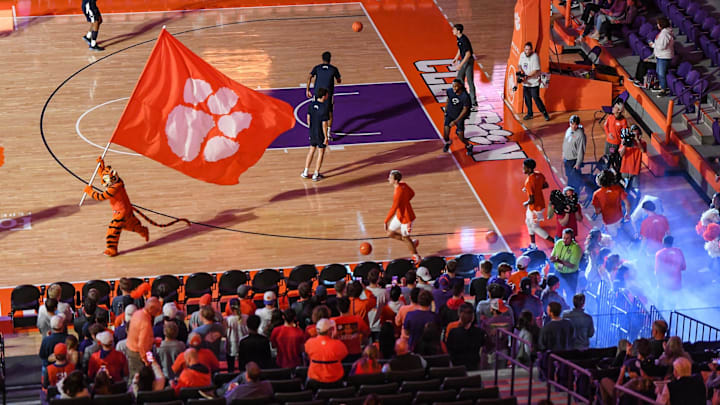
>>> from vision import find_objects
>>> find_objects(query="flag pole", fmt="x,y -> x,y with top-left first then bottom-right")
79,141 -> 112,207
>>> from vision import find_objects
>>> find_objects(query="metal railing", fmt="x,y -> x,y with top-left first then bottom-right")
668,310 -> 720,343
494,328 -> 535,405
546,353 -> 594,405
614,383 -> 662,405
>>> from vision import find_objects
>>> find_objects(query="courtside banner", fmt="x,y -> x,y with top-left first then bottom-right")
110,29 -> 295,185
504,0 -> 550,114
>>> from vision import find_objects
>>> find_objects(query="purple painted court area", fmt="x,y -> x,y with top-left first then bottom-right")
262,82 -> 438,148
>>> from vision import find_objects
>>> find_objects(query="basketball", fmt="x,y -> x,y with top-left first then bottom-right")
485,230 -> 498,244
352,21 -> 363,32
359,241 -> 372,255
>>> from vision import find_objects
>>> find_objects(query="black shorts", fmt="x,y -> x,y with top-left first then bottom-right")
309,134 -> 326,149
444,115 -> 465,132
316,92 -> 334,113
82,0 -> 102,22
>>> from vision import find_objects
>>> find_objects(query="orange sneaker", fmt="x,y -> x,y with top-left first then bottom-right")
139,226 -> 149,242
103,248 -> 118,257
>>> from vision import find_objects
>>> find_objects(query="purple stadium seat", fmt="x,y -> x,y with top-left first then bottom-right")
683,20 -> 699,43
673,61 -> 692,77
700,35 -> 714,59
639,22 -> 653,38
686,2 -> 699,18
712,119 -> 720,145
710,43 -> 720,66
710,25 -> 720,41
678,0 -> 690,9
639,45 -> 653,61
681,91 -> 695,112
701,17 -> 716,32
685,70 -> 701,86
667,72 -> 680,94
693,9 -> 708,26
693,78 -> 708,96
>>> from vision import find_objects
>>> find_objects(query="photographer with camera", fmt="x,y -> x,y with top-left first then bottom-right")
518,42 -> 550,121
548,187 -> 584,240
619,124 -> 646,204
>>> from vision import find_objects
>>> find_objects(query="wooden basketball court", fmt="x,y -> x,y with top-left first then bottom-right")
0,2 -> 509,289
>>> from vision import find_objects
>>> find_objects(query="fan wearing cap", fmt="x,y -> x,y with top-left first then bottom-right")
305,318 -> 348,389
39,315 -> 69,381
223,285 -> 256,318
619,124 -> 646,201
88,331 -> 128,381
171,332 -> 220,376
153,303 -> 188,344
508,256 -> 531,294
563,115 -> 587,192
46,343 -> 75,387
549,228 -> 583,299
539,301 -> 574,351
255,291 -> 277,337
189,294 -> 219,330
416,267 -> 434,292
508,277 -> 543,324
478,298 -> 513,365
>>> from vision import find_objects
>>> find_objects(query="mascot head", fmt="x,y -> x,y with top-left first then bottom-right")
101,166 -> 120,188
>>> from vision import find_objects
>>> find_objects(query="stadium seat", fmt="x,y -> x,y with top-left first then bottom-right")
260,368 -> 293,380
377,393 -> 413,405
229,396 -> 273,405
441,375 -> 483,391
50,398 -> 92,405
179,385 -> 215,401
314,387 -> 356,400
386,368 -> 426,382
287,264 -> 318,290
212,372 -> 240,387
357,382 -> 398,395
136,388 -> 176,405
457,387 -> 501,401
412,390 -> 457,404
10,284 -> 40,327
187,398 -> 226,405
424,353 -> 451,368
115,277 -> 143,296
347,373 -> 385,387
270,378 -> 304,393
400,378 -> 442,393
285,401 -> 324,405
476,398 -> 518,405
454,253 -> 482,278
488,251 -> 516,272
384,259 -> 414,283
524,249 -> 548,272
319,263 -> 349,286
327,398 -> 365,405
48,281 -> 76,307
82,280 -> 112,306
151,275 -> 181,302
252,268 -> 283,294
353,261 -> 382,283
274,390 -> 314,403
218,270 -> 249,297
293,366 -> 308,381
92,392 -> 133,405
419,256 -> 447,280
428,366 -> 467,379
184,272 -> 214,304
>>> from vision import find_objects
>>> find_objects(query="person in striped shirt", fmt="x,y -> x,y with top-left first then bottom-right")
384,170 -> 420,261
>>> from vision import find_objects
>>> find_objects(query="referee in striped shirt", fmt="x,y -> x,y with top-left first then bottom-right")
562,115 -> 587,194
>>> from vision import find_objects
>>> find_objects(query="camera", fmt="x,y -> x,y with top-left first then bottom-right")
512,71 -> 527,92
550,190 -> 579,214
620,128 -> 635,147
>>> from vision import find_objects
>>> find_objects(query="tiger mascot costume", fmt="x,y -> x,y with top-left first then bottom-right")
83,157 -> 190,257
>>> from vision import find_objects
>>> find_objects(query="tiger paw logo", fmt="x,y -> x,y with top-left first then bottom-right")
165,78 -> 253,162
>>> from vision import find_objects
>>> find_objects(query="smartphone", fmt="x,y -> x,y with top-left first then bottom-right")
713,357 -> 720,364
146,351 -> 154,363
392,276 -> 398,287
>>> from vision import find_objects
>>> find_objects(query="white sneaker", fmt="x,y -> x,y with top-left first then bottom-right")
300,172 -> 310,179
312,173 -> 324,181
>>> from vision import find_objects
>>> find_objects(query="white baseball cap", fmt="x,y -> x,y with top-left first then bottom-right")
416,267 -> 432,282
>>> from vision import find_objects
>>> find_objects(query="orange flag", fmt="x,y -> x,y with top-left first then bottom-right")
110,29 -> 295,185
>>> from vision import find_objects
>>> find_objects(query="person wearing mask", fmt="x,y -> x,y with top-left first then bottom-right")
305,319 -> 348,389
562,293 -> 595,350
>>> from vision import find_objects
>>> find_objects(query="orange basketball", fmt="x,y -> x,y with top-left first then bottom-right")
352,21 -> 363,32
485,231 -> 498,244
359,241 -> 372,255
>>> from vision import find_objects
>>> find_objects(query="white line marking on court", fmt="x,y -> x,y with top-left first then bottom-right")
384,66 -> 398,69
292,91 -> 381,137
75,96 -> 141,156
359,2 -> 512,253
267,138 -> 436,151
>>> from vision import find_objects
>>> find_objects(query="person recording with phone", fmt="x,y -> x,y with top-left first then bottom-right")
619,124 -> 647,204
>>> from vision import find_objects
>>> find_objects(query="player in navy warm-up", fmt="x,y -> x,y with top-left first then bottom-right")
306,51 -> 342,137
442,79 -> 472,155
302,88 -> 330,182
82,0 -> 104,51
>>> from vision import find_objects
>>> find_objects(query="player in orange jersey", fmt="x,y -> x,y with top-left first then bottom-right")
522,159 -> 554,250
384,170 -> 420,261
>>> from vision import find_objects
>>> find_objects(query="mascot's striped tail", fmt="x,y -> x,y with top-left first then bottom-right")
133,208 -> 191,228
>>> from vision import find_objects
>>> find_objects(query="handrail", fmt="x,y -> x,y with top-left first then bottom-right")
669,310 -> 720,343
494,328 -> 534,405
546,353 -> 594,404
614,382 -> 662,404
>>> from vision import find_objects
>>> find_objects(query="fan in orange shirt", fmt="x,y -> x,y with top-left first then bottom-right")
592,170 -> 631,237
603,101 -> 627,155
522,159 -> 554,249
384,170 -> 420,261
